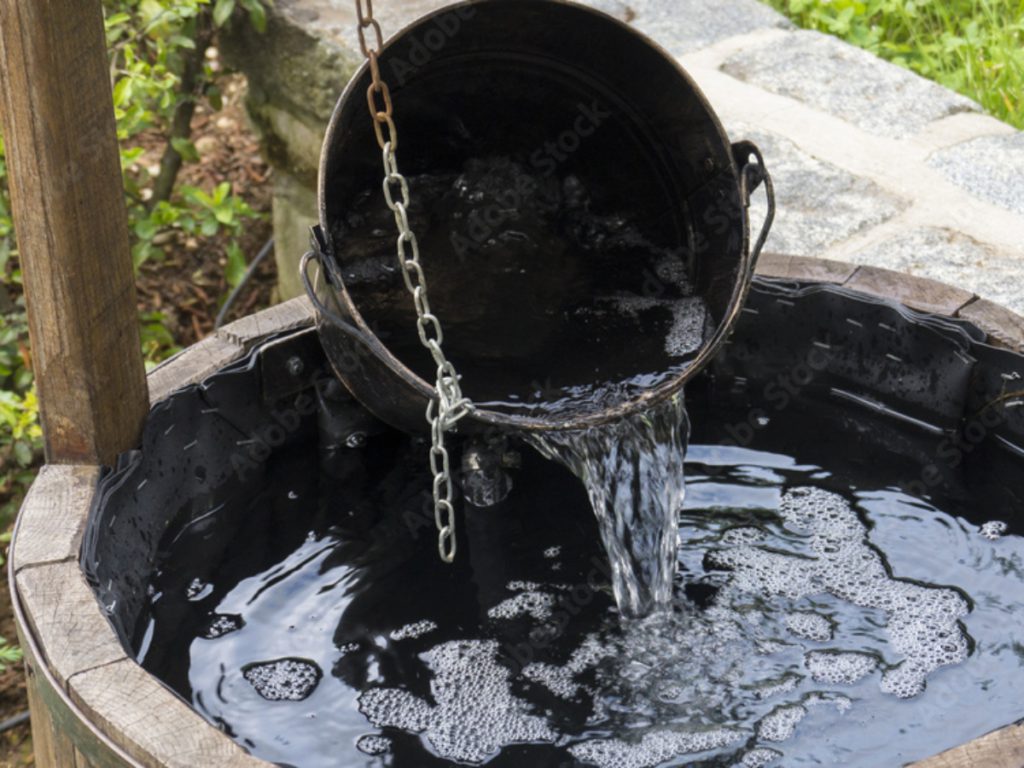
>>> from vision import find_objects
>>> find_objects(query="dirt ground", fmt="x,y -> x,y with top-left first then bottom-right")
0,70 -> 275,767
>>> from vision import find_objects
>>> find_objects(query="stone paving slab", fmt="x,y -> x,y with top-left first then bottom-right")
602,0 -> 792,57
928,133 -> 1024,217
721,31 -> 980,140
729,125 -> 906,257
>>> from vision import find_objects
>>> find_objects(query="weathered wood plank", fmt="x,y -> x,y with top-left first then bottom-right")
755,252 -> 859,284
216,296 -> 315,350
69,659 -> 267,768
11,465 -> 99,573
957,298 -> 1024,353
912,722 -> 1024,768
844,265 -> 977,316
147,336 -> 245,404
17,621 -> 141,768
0,0 -> 149,465
15,562 -> 128,685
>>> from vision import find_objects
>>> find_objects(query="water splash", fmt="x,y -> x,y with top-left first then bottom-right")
528,396 -> 690,618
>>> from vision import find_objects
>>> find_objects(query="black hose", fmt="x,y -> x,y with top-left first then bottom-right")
0,710 -> 30,733
214,237 -> 275,329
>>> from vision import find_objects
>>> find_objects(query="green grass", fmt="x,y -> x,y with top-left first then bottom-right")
764,0 -> 1024,128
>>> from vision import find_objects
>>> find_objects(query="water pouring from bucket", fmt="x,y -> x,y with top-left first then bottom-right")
304,0 -> 774,617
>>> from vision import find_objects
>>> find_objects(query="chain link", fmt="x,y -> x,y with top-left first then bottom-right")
354,0 -> 473,563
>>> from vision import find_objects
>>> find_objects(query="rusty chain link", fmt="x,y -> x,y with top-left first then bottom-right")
354,0 -> 473,564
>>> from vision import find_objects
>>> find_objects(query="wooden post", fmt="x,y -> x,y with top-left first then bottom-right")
0,0 -> 149,465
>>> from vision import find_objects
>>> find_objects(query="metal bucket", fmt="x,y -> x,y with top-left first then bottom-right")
306,0 -> 774,433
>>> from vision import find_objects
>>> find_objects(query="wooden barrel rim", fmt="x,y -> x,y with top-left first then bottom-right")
10,256 -> 1024,768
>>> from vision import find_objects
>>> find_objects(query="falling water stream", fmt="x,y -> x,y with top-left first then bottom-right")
527,397 -> 691,618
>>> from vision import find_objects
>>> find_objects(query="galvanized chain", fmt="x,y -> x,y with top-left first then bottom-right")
355,0 -> 473,564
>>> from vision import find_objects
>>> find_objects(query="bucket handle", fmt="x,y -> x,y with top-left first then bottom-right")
733,140 -> 775,273
300,244 -> 380,349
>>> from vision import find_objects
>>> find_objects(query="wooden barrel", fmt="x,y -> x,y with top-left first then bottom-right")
10,256 -> 1024,768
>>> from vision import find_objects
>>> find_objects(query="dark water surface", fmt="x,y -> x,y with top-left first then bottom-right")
136,393 -> 1024,768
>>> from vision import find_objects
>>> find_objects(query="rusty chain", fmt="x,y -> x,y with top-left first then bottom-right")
354,0 -> 473,564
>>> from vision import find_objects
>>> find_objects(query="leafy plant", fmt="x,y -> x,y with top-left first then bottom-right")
766,0 -> 1024,128
0,313 -> 42,524
106,0 -> 266,269
0,639 -> 22,671
0,0 -> 270,519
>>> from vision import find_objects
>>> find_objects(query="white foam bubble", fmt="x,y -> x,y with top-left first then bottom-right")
355,734 -> 390,756
506,580 -> 544,592
242,658 -> 322,702
389,620 -> 438,641
741,747 -> 783,767
523,662 -> 581,700
754,673 -> 801,699
981,521 -> 1008,540
569,727 -> 744,768
805,650 -> 877,685
665,297 -> 708,358
358,640 -> 556,763
543,546 -> 562,559
785,612 -> 833,642
203,613 -> 243,639
488,591 -> 557,621
758,704 -> 807,742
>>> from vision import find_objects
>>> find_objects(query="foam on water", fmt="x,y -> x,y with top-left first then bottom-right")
758,704 -> 807,742
981,520 -> 1008,540
805,650 -> 878,685
567,727 -> 745,768
487,591 -> 557,621
528,397 -> 690,618
355,735 -> 391,756
242,658 -> 322,702
785,612 -> 833,642
358,640 -> 557,763
742,747 -> 783,767
389,619 -> 438,641
202,613 -> 243,639
708,487 -> 970,698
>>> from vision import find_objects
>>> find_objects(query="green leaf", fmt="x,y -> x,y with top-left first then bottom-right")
13,440 -> 33,467
213,181 -> 232,205
247,1 -> 267,33
171,137 -> 200,163
224,241 -> 247,287
104,12 -> 132,28
168,34 -> 198,49
200,217 -> 219,237
213,0 -> 236,27
133,216 -> 159,241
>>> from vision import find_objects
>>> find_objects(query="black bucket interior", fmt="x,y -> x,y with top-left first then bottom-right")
318,0 -> 747,414
82,279 -> 1024,768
